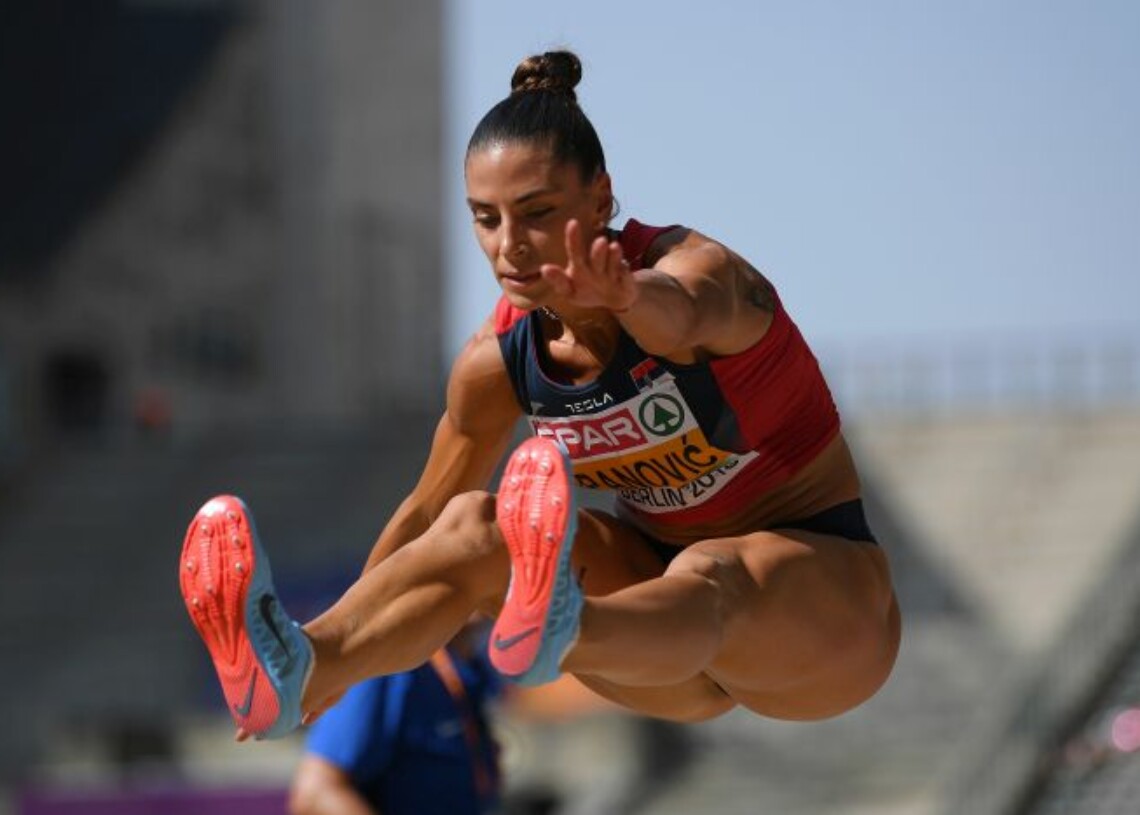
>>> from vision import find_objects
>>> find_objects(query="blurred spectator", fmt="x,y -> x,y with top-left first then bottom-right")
288,620 -> 502,815
132,386 -> 173,441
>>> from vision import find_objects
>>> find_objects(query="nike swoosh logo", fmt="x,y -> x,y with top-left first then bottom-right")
259,594 -> 291,653
233,667 -> 258,717
493,626 -> 539,651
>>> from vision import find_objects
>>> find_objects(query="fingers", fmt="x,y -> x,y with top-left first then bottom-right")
539,263 -> 574,296
605,240 -> 626,279
551,218 -> 630,310
588,235 -> 629,297
589,233 -> 609,272
564,219 -> 586,269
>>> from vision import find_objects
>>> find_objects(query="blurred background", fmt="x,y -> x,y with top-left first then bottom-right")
1,1 -> 1139,813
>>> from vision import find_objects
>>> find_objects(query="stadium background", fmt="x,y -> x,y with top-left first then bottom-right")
1,2 -> 1138,814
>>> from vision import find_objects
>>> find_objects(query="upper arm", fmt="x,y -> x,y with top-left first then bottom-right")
364,320 -> 521,567
646,229 -> 775,357
444,318 -> 526,445
424,319 -> 523,500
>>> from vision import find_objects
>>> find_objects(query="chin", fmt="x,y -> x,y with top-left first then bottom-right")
500,289 -> 542,311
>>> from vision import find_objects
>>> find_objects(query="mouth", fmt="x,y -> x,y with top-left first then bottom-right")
499,269 -> 542,291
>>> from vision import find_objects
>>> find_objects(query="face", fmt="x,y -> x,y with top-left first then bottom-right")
465,141 -> 612,310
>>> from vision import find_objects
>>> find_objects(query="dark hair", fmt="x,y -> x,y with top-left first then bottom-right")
466,50 -> 607,182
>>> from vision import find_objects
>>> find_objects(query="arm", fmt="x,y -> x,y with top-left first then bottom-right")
541,219 -> 774,359
289,755 -> 378,815
361,319 -> 522,572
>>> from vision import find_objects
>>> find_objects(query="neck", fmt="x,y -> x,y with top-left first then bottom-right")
538,305 -> 621,368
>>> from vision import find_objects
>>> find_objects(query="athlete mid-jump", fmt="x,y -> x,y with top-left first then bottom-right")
180,49 -> 900,740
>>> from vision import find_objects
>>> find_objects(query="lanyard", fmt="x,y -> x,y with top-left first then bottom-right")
429,649 -> 495,800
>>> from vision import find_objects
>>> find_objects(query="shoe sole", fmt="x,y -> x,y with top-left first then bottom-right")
179,495 -> 283,736
490,437 -> 578,679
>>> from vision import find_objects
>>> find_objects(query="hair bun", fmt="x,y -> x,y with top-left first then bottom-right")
510,50 -> 582,101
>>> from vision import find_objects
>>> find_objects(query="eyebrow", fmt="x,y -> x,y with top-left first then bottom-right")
466,187 -> 557,209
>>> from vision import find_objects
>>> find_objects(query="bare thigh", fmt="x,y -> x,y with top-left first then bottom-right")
566,509 -> 735,722
673,529 -> 901,721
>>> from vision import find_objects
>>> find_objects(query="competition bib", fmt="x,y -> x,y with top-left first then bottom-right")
528,374 -> 757,515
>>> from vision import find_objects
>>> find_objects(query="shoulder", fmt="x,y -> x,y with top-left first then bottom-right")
625,221 -> 779,357
650,225 -> 778,307
450,308 -> 522,390
617,218 -> 684,268
621,219 -> 738,282
492,295 -> 529,334
642,225 -> 754,296
446,313 -> 523,436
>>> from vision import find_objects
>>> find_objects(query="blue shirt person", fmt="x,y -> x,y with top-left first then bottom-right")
289,639 -> 502,815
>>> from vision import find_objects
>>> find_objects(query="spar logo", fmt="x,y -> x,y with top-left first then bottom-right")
639,393 -> 685,437
531,408 -> 647,458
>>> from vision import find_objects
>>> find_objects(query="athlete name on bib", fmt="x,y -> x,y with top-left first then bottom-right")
528,377 -> 756,513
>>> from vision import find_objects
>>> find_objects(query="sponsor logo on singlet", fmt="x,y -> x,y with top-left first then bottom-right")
529,375 -> 757,515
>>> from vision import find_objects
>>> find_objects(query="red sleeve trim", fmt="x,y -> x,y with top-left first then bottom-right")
493,295 -> 529,335
618,219 -> 683,269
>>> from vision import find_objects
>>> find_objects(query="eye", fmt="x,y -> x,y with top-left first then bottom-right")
525,207 -> 554,221
472,211 -> 499,229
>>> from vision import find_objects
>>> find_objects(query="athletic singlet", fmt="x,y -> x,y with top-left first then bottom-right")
494,218 -> 840,533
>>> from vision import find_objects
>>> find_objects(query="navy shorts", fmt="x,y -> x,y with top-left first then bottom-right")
645,499 -> 878,565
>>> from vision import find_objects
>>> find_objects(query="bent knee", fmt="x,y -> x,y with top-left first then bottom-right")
434,491 -> 501,560
664,541 -> 745,584
664,543 -> 755,618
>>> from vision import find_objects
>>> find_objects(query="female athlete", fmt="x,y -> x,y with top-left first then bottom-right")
180,49 -> 901,740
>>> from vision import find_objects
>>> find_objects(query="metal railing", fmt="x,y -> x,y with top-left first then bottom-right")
819,334 -> 1140,417
938,510 -> 1140,815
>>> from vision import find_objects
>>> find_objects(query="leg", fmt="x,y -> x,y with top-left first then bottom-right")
563,530 -> 900,721
181,485 -> 729,740
305,495 -> 734,723
180,491 -> 509,739
558,510 -> 736,722
489,437 -> 734,720
300,491 -> 510,712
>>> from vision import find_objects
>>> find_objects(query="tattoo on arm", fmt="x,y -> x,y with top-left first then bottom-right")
742,261 -> 775,312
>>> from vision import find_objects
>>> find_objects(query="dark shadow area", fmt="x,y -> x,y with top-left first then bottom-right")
42,348 -> 111,436
0,0 -> 234,278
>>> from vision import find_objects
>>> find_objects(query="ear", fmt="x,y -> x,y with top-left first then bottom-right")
591,172 -> 614,229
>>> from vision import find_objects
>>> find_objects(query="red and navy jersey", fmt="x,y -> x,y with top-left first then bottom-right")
494,219 -> 840,532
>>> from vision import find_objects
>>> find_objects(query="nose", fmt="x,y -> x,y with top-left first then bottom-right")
499,219 -> 527,259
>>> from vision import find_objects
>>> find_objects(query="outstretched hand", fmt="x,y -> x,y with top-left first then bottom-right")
540,219 -> 636,313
